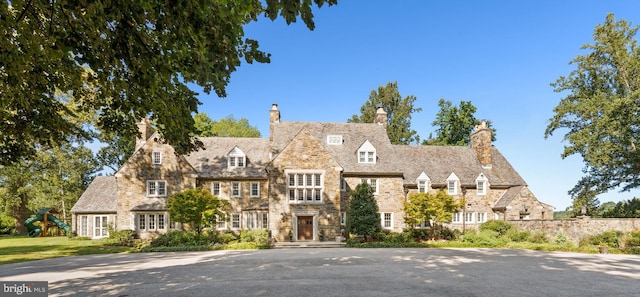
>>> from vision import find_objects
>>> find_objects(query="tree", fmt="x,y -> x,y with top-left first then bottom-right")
567,187 -> 601,217
545,13 -> 640,198
345,182 -> 381,241
404,191 -> 459,238
602,198 -> 640,218
167,188 -> 228,235
193,113 -> 261,138
0,0 -> 336,166
96,134 -> 136,173
426,99 -> 496,146
348,82 -> 422,144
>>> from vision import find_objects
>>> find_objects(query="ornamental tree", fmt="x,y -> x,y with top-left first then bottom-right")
167,188 -> 228,235
345,182 -> 381,241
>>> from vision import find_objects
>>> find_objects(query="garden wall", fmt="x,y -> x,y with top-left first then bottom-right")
508,217 -> 640,244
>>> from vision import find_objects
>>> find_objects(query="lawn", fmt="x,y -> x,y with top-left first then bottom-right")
0,236 -> 137,265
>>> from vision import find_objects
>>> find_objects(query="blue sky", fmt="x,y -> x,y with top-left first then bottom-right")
195,0 -> 640,210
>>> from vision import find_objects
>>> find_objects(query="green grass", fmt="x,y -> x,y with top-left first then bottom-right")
0,236 -> 137,265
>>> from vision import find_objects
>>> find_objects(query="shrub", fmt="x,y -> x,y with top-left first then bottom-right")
555,230 -> 568,245
105,229 -> 138,246
527,231 -> 549,244
217,232 -> 238,244
462,230 -> 505,247
581,231 -> 622,248
479,220 -> 514,237
240,229 -> 268,244
505,229 -> 531,242
150,230 -> 211,247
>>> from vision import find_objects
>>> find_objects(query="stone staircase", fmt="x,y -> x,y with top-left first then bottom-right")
273,240 -> 346,249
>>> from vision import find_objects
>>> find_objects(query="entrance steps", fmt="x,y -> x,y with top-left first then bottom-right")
273,241 -> 346,249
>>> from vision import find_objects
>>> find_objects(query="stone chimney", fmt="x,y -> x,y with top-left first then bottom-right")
375,106 -> 388,129
470,121 -> 492,168
269,103 -> 280,141
135,118 -> 155,150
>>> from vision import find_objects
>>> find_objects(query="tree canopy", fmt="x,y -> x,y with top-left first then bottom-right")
345,182 -> 381,241
426,99 -> 496,146
0,0 -> 336,166
167,188 -> 228,235
545,13 -> 640,197
404,191 -> 459,238
348,82 -> 421,145
193,113 -> 261,138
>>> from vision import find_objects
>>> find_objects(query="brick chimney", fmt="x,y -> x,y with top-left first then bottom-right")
375,106 -> 388,129
269,103 -> 280,141
470,121 -> 492,168
135,118 -> 155,150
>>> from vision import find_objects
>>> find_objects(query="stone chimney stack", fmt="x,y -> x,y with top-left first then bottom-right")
269,103 -> 280,141
136,118 -> 155,150
375,106 -> 388,129
470,121 -> 492,168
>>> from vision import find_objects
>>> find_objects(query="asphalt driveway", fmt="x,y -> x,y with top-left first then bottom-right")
1,248 -> 639,297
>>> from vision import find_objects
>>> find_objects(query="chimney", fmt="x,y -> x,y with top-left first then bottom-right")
269,103 -> 280,141
470,121 -> 492,168
136,118 -> 155,150
375,106 -> 388,129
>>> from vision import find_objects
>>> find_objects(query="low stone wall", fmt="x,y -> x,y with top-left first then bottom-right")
508,217 -> 640,244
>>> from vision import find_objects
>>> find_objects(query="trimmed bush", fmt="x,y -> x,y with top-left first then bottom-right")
479,220 -> 514,237
240,229 -> 268,244
105,229 -> 138,246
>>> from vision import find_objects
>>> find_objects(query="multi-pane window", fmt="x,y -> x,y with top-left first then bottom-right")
212,182 -> 221,196
418,180 -> 428,193
381,212 -> 393,229
287,172 -> 323,203
244,212 -> 268,230
139,214 -> 146,230
158,214 -> 165,229
465,212 -> 474,223
147,180 -> 167,197
152,151 -> 162,164
231,182 -> 241,197
148,214 -> 156,229
250,182 -> 260,197
358,151 -> 376,163
215,214 -> 226,230
228,148 -> 246,168
452,212 -> 462,223
477,212 -> 487,223
94,216 -> 108,238
80,216 -> 88,237
447,180 -> 457,195
138,213 -> 167,231
361,178 -> 379,194
327,135 -> 343,145
477,180 -> 486,195
231,214 -> 241,229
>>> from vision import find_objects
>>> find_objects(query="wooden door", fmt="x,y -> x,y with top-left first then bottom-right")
297,216 -> 313,240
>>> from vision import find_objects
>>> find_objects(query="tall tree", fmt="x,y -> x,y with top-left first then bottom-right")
545,14 -> 640,198
426,99 -> 496,146
0,0 -> 336,166
348,82 -> 422,144
168,188 -> 228,235
96,134 -> 136,173
193,113 -> 261,138
345,182 -> 381,241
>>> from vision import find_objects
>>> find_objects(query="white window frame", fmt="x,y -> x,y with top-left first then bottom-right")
250,182 -> 260,197
231,182 -> 241,197
94,215 -> 108,238
243,211 -> 268,230
476,173 -> 488,196
215,214 -> 226,230
327,135 -> 343,145
418,180 -> 429,193
231,214 -> 241,230
452,212 -> 462,223
212,182 -> 221,196
465,212 -> 475,223
287,171 -> 324,203
357,140 -> 377,164
446,173 -> 459,195
477,212 -> 487,223
381,212 -> 393,229
80,215 -> 88,237
137,213 -> 167,231
228,147 -> 246,168
146,180 -> 167,197
361,178 -> 379,195
152,151 -> 162,165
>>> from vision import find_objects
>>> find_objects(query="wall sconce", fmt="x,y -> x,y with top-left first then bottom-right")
524,204 -> 529,212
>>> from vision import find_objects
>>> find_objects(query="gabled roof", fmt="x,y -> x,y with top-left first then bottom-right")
184,137 -> 270,179
271,121 -> 403,175
71,176 -> 118,213
394,145 -> 526,187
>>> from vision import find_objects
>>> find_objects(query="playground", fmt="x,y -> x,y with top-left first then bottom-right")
24,208 -> 71,237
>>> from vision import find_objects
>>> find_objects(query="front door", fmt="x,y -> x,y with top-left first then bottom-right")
297,216 -> 313,240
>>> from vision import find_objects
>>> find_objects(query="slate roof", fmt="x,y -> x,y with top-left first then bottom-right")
71,176 -> 118,213
493,186 -> 525,209
184,137 -> 271,179
394,145 -> 527,187
271,121 -> 404,175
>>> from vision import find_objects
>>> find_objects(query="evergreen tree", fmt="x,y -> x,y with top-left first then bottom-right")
346,182 -> 381,241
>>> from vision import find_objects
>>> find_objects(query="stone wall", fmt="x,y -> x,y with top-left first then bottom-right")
510,217 -> 640,243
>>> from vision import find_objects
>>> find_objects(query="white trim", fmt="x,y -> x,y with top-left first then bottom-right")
361,178 -> 379,195
212,182 -> 221,196
231,182 -> 241,197
250,182 -> 260,197
357,140 -> 377,164
476,173 -> 488,196
381,212 -> 393,229
287,171 -> 324,203
446,173 -> 459,195
93,215 -> 109,239
152,151 -> 162,165
292,210 -> 319,241
228,147 -> 246,168
327,135 -> 343,145
146,180 -> 167,197
417,172 -> 431,193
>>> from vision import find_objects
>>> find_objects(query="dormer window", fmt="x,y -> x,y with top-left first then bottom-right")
446,172 -> 460,195
152,151 -> 162,165
357,140 -> 376,164
228,147 -> 246,168
327,135 -> 343,145
476,173 -> 488,196
416,172 -> 430,193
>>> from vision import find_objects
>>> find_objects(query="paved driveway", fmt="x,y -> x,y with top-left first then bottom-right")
1,248 -> 639,297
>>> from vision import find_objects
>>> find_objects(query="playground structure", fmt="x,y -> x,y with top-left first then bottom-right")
24,208 -> 72,237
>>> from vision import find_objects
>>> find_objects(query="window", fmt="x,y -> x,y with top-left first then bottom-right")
228,147 -> 246,168
215,214 -> 226,230
340,178 -> 346,191
327,135 -> 343,145
477,212 -> 486,223
152,151 -> 162,165
250,182 -> 260,197
244,211 -> 268,230
147,180 -> 167,197
357,140 -> 376,164
452,212 -> 462,223
416,220 -> 430,229
476,173 -> 488,196
138,213 -> 167,231
94,215 -> 108,238
148,214 -> 156,230
340,212 -> 346,225
158,214 -> 165,229
231,214 -> 241,229
418,180 -> 428,193
446,173 -> 459,195
287,171 -> 323,203
80,216 -> 88,237
361,178 -> 379,194
139,214 -> 146,230
381,212 -> 393,229
231,182 -> 241,197
212,182 -> 221,196
465,212 -> 474,223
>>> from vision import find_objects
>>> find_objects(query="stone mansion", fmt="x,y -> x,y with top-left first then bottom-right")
72,104 -> 554,241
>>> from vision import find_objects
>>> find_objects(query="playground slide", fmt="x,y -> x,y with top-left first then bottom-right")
25,210 -> 72,237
